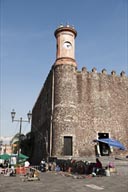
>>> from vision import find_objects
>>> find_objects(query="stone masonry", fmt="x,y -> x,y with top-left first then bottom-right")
30,26 -> 128,165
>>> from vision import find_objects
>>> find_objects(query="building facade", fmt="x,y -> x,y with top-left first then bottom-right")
0,137 -> 12,155
31,25 -> 128,164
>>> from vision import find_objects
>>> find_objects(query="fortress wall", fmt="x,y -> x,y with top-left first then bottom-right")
31,63 -> 128,161
31,69 -> 53,164
76,68 -> 128,156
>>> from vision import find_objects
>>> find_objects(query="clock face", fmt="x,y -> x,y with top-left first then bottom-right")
63,41 -> 72,49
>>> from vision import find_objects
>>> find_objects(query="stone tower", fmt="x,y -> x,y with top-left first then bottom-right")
52,25 -> 78,157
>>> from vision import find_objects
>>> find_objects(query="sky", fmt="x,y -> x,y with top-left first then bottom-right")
0,0 -> 128,138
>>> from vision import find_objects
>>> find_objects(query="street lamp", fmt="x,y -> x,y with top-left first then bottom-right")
11,109 -> 32,164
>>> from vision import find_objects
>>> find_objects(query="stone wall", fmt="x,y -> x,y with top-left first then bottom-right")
76,68 -> 128,156
31,64 -> 128,163
52,65 -> 128,157
31,68 -> 53,164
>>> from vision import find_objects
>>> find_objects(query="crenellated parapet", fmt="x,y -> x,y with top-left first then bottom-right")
77,65 -> 128,108
80,66 -> 127,80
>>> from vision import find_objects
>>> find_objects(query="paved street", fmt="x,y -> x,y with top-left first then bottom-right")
0,165 -> 128,192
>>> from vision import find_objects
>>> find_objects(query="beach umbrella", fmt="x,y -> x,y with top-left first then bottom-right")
19,153 -> 29,160
95,138 -> 125,150
0,153 -> 10,160
11,153 -> 29,160
10,153 -> 29,164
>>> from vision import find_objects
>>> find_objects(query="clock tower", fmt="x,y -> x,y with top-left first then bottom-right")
54,24 -> 77,67
52,25 -> 78,157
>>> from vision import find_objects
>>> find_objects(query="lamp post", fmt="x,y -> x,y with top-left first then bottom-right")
11,109 -> 32,164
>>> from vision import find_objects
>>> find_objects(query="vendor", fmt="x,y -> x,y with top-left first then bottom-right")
93,158 -> 102,175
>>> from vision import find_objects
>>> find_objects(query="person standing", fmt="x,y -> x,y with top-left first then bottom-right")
24,160 -> 30,168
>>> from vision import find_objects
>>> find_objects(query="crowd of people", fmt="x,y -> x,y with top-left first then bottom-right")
0,160 -> 16,176
38,157 -> 113,177
0,159 -> 31,176
0,157 -> 115,177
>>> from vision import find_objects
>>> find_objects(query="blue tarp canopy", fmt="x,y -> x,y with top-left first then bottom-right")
96,138 -> 126,150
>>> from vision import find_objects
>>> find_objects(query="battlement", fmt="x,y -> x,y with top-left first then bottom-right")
79,67 -> 128,80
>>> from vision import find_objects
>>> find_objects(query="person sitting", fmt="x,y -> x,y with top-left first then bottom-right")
40,159 -> 46,172
55,165 -> 60,172
4,166 -> 15,177
92,158 -> 103,175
